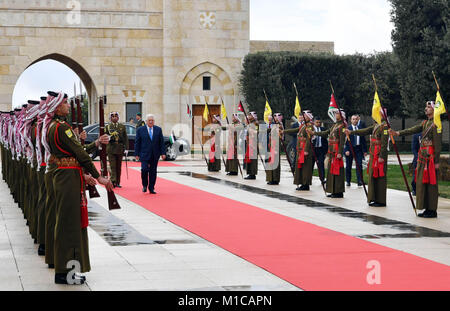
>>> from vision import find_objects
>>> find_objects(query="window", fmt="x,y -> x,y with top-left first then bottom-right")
89,126 -> 99,135
125,124 -> 136,135
203,76 -> 211,91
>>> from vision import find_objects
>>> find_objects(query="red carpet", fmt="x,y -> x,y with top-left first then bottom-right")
94,163 -> 450,290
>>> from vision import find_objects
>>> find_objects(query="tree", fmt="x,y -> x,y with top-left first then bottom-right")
390,0 -> 449,119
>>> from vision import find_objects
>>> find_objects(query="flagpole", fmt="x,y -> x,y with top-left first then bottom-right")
432,71 -> 450,122
329,81 -> 368,198
221,96 -> 244,178
293,83 -> 327,195
263,90 -> 295,177
372,75 -> 416,215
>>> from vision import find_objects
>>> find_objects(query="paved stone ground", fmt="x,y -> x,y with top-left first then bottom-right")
1,154 -> 449,291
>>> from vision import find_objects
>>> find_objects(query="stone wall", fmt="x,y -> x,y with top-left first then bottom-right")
250,40 -> 334,54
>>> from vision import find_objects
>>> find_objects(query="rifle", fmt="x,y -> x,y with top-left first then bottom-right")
99,79 -> 120,210
76,82 -> 100,198
70,96 -> 77,130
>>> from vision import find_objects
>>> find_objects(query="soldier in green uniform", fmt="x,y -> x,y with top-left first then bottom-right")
312,109 -> 346,198
391,101 -> 442,218
224,113 -> 243,176
347,108 -> 389,207
105,112 -> 129,188
265,113 -> 284,185
44,91 -> 113,285
285,111 -> 314,190
244,112 -> 259,180
135,112 -> 145,129
207,115 -> 222,172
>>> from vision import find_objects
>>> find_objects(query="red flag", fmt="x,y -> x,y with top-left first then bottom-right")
329,94 -> 338,109
238,101 -> 244,112
186,102 -> 192,119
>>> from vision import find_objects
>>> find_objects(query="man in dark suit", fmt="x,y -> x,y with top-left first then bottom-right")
344,114 -> 367,186
135,114 -> 166,194
311,117 -> 328,182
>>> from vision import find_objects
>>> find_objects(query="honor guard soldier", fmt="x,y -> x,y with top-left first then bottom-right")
285,111 -> 314,190
347,108 -> 389,207
312,109 -> 347,198
224,113 -> 243,176
105,112 -> 129,188
208,114 -> 222,172
43,92 -> 113,285
244,112 -> 259,180
265,113 -> 284,185
391,101 -> 442,218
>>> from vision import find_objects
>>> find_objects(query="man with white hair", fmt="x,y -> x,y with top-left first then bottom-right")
135,114 -> 166,194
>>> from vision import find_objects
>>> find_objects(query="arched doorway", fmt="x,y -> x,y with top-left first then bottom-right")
12,53 -> 98,124
179,62 -> 235,146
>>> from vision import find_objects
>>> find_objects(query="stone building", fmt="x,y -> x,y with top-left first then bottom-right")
0,0 -> 333,141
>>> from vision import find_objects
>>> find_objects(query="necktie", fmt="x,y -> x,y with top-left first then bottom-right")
354,125 -> 359,145
315,127 -> 321,147
149,127 -> 153,140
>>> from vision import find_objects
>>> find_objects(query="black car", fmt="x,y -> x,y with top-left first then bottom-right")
83,123 -> 190,161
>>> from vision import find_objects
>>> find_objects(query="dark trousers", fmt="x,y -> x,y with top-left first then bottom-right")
345,145 -> 364,184
312,147 -> 326,180
141,156 -> 159,191
108,153 -> 123,185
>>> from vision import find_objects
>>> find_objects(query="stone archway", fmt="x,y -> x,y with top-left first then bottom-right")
12,53 -> 98,123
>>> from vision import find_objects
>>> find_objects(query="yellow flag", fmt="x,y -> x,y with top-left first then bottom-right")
294,96 -> 301,120
372,91 -> 382,124
264,100 -> 272,123
221,102 -> 227,120
434,90 -> 446,132
203,103 -> 209,122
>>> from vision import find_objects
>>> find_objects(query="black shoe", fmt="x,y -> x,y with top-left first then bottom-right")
418,210 -> 437,218
54,273 -> 85,285
298,185 -> 310,191
48,264 -> 54,269
412,191 -> 416,196
331,193 -> 344,198
149,189 -> 156,194
142,187 -> 147,193
327,194 -> 333,197
244,175 -> 256,180
358,183 -> 363,187
226,172 -> 232,176
368,201 -> 376,206
371,202 -> 386,207
38,244 -> 45,256
346,182 -> 351,187
230,172 -> 238,176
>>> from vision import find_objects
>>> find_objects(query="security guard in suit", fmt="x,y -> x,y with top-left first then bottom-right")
105,112 -> 129,188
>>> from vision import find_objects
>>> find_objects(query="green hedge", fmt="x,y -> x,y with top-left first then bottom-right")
239,51 -> 404,123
